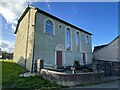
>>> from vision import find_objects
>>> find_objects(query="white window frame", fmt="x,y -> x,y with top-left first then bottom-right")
44,18 -> 55,35
86,35 -> 89,44
65,26 -> 72,51
75,31 -> 80,52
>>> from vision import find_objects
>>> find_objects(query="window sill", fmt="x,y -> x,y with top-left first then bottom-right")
44,32 -> 55,36
65,50 -> 73,52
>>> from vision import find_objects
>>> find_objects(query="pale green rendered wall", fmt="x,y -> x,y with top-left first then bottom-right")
34,12 -> 92,68
14,9 -> 92,72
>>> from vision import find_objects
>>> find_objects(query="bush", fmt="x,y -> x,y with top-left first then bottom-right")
63,65 -> 71,71
73,61 -> 80,67
81,65 -> 93,72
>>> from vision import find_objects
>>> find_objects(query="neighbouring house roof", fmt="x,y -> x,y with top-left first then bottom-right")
15,5 -> 92,35
93,35 -> 120,52
93,44 -> 108,52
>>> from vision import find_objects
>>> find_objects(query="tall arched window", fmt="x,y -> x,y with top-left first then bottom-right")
76,32 -> 80,51
66,28 -> 71,50
45,20 -> 53,35
86,36 -> 89,44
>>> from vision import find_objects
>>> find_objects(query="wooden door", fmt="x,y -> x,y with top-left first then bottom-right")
56,51 -> 62,67
83,53 -> 86,65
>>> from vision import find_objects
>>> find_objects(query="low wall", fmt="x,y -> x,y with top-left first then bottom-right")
94,60 -> 120,76
40,69 -> 104,86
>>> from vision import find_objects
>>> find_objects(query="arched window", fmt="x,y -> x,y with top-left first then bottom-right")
66,28 -> 71,50
45,20 -> 54,35
86,36 -> 89,44
76,32 -> 80,51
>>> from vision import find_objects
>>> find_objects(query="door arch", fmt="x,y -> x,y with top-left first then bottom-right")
55,44 -> 64,51
55,44 -> 64,68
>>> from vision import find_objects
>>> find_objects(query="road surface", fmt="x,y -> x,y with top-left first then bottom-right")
60,80 -> 120,90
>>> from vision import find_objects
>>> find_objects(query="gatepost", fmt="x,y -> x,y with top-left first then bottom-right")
37,59 -> 44,74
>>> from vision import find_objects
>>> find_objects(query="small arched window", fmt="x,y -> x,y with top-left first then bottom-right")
45,20 -> 54,35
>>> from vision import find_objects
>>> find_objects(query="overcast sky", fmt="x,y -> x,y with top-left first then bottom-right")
0,1 -> 119,53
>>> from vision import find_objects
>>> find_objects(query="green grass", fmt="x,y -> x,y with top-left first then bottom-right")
2,60 -> 64,89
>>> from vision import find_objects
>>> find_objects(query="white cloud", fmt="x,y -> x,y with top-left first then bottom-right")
0,40 -> 14,53
68,7 -> 78,21
47,4 -> 51,10
11,24 -> 16,32
45,0 -> 49,2
0,1 -> 29,53
45,0 -> 51,10
1,0 -> 119,2
0,2 -> 28,30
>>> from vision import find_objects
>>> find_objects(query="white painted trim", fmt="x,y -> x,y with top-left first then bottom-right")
86,53 -> 88,64
63,51 -> 65,65
71,28 -> 73,51
89,35 -> 92,46
86,35 -> 90,45
79,32 -> 82,52
55,50 -> 56,68
44,18 -> 55,35
75,30 -> 80,52
65,26 -> 72,51
81,52 -> 88,65
55,44 -> 64,51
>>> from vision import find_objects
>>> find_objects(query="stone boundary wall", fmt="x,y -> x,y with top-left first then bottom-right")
40,69 -> 104,86
94,60 -> 120,76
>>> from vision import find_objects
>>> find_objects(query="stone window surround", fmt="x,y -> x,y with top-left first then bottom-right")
44,18 -> 55,35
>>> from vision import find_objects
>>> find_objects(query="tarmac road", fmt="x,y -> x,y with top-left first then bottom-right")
60,80 -> 120,90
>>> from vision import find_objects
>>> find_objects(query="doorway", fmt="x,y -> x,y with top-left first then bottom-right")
56,51 -> 62,67
83,53 -> 86,65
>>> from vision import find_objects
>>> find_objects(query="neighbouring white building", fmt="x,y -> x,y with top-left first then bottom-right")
93,36 -> 120,62
93,36 -> 120,76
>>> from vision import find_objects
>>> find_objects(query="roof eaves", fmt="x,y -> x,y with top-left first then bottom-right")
15,5 -> 92,35
35,7 -> 92,35
93,35 -> 120,53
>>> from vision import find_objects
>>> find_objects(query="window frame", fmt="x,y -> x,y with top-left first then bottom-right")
65,27 -> 72,51
44,18 -> 55,35
75,31 -> 80,52
86,35 -> 89,44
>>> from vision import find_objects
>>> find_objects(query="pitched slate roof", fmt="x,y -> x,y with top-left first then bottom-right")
15,5 -> 92,35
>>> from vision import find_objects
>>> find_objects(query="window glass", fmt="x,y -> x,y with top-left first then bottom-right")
86,36 -> 89,44
76,32 -> 80,51
66,28 -> 71,50
45,20 -> 53,35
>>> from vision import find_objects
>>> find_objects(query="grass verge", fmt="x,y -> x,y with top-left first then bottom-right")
2,60 -> 64,89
